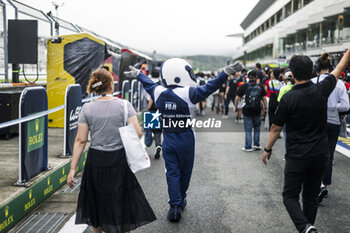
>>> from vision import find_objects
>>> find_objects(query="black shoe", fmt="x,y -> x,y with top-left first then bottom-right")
319,187 -> 328,203
302,224 -> 318,233
154,146 -> 161,159
167,205 -> 182,222
181,198 -> 187,210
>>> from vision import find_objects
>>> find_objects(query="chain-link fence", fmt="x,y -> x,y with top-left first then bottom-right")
0,0 -> 123,83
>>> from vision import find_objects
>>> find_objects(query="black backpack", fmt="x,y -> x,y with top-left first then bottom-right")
244,83 -> 262,111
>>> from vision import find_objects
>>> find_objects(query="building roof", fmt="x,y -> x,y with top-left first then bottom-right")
240,0 -> 275,30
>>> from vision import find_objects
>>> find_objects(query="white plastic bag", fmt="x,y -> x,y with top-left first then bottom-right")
119,100 -> 150,173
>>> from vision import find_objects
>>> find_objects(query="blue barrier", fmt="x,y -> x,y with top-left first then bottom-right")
18,87 -> 48,184
63,84 -> 82,157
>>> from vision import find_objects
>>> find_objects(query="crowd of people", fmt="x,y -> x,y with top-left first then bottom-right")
66,48 -> 350,233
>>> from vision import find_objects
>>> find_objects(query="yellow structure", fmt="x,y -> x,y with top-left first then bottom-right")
47,33 -> 105,127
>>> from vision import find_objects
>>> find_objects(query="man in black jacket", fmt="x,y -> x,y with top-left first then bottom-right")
262,49 -> 350,233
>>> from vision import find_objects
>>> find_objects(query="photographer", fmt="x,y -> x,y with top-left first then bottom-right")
262,49 -> 350,233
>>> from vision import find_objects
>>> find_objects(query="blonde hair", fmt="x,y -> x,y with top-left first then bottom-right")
87,68 -> 113,94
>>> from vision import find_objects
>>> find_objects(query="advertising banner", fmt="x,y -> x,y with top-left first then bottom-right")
47,33 -> 105,128
131,79 -> 139,110
19,87 -> 48,183
63,84 -> 82,157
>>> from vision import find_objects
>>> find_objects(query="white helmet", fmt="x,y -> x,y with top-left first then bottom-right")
160,58 -> 197,87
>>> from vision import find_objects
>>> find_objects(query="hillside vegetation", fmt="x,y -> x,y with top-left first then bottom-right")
184,55 -> 232,72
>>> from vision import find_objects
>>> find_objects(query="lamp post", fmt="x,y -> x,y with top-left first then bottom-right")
52,1 -> 64,35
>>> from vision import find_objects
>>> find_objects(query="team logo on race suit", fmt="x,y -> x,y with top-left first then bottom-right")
144,110 -> 162,129
165,102 -> 177,110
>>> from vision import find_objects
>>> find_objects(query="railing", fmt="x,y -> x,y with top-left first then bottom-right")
0,91 -> 120,130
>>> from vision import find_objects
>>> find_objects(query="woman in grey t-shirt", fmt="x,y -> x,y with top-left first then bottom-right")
67,68 -> 156,233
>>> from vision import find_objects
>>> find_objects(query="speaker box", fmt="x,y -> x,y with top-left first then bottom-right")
0,90 -> 21,139
8,20 -> 38,64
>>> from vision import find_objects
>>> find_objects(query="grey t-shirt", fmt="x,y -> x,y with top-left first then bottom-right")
78,98 -> 137,151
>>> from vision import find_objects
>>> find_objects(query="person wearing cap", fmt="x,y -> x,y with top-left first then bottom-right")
277,71 -> 295,102
277,70 -> 295,153
235,70 -> 267,151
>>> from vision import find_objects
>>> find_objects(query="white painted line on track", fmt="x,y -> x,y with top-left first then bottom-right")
336,145 -> 350,159
58,214 -> 88,233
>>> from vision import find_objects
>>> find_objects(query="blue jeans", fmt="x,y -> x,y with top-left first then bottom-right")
243,115 -> 261,149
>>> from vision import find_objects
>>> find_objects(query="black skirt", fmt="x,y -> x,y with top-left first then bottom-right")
75,147 -> 156,233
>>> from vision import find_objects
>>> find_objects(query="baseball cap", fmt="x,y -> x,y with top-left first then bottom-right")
285,71 -> 293,80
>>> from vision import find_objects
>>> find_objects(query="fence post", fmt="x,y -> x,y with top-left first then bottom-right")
131,79 -> 139,110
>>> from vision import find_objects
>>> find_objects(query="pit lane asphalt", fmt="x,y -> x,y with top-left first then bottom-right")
20,108 -> 350,233
132,110 -> 350,233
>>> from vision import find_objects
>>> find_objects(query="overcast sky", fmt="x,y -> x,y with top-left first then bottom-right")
19,0 -> 259,56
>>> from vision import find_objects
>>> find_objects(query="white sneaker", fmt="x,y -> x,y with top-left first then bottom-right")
242,147 -> 253,152
253,146 -> 262,151
235,118 -> 238,123
238,119 -> 244,123
222,115 -> 229,119
304,225 -> 318,233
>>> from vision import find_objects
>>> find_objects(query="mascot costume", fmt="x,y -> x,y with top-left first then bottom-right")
125,58 -> 243,222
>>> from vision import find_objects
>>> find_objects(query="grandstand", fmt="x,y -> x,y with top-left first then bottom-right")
233,0 -> 350,66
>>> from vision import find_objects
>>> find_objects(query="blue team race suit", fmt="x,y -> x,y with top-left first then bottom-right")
137,71 -> 229,209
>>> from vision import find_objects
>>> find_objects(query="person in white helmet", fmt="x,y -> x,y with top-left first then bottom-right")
125,58 -> 243,222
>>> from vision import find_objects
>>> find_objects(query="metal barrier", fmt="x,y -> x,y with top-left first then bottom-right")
0,92 -> 120,130
0,87 -> 120,184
